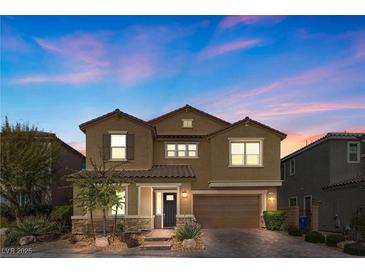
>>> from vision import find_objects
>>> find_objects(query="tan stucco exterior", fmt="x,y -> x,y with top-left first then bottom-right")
151,108 -> 227,135
72,105 -> 284,230
84,114 -> 154,170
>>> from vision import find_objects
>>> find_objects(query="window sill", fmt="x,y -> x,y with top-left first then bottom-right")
228,165 -> 264,168
347,161 -> 360,163
107,159 -> 128,162
165,157 -> 199,159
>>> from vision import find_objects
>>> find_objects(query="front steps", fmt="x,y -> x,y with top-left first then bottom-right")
141,229 -> 172,250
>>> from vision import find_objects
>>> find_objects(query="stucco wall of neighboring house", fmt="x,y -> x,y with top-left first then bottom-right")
320,186 -> 365,232
53,142 -> 85,206
151,109 -> 226,135
278,141 -> 330,215
84,115 -> 154,170
210,122 -> 282,181
329,139 -> 365,183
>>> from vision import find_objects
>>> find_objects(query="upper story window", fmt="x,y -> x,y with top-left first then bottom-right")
166,143 -> 198,158
182,119 -> 193,128
229,139 -> 263,167
348,142 -> 360,163
111,134 -> 126,160
289,159 -> 295,176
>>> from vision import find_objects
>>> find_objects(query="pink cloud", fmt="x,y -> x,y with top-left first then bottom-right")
200,39 -> 261,58
220,16 -> 286,29
117,54 -> 154,84
13,70 -> 102,84
34,34 -> 109,68
253,100 -> 365,119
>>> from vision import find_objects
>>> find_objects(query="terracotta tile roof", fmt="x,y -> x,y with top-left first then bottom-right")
69,165 -> 195,179
323,173 -> 365,191
148,104 -> 231,126
282,132 -> 365,161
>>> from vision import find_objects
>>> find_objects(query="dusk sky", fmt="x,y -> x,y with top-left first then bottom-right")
1,16 -> 364,157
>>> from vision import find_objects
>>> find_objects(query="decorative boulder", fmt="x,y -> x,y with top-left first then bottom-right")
19,236 -> 36,246
182,239 -> 196,249
337,240 -> 356,249
0,228 -> 8,235
95,237 -> 109,247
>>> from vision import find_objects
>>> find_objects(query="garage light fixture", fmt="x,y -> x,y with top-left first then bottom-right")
267,192 -> 275,201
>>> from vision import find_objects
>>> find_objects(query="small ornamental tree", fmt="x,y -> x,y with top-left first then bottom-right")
73,177 -> 99,239
73,157 -> 131,239
0,116 -> 59,225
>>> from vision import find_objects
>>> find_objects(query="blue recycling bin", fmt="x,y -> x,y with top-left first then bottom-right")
299,216 -> 308,230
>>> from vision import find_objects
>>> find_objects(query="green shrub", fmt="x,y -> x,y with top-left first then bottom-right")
288,226 -> 302,236
326,234 -> 345,247
0,203 -> 15,220
352,213 -> 365,240
343,242 -> 365,256
175,222 -> 201,241
13,216 -> 57,236
263,210 -> 285,230
4,216 -> 58,246
3,229 -> 24,247
50,205 -> 72,232
0,216 -> 10,228
304,231 -> 325,243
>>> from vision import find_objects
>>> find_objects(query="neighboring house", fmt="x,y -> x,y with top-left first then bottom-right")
70,104 -> 286,233
278,133 -> 365,233
51,135 -> 86,206
1,132 -> 86,208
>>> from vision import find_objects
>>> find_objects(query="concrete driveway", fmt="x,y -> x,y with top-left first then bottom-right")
1,229 -> 355,258
196,229 -> 352,258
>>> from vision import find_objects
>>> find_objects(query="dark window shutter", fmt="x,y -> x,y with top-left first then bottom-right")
103,134 -> 111,160
127,133 -> 135,160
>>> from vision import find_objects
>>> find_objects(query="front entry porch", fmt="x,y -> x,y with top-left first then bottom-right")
137,183 -> 193,230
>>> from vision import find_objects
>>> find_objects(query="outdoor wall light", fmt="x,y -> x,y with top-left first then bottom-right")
267,192 -> 275,201
182,190 -> 188,198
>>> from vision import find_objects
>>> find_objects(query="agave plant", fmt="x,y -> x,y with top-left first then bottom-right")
175,222 -> 201,241
14,215 -> 57,236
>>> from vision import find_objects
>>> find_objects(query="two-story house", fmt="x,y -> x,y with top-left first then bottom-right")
70,104 -> 286,233
278,133 -> 365,232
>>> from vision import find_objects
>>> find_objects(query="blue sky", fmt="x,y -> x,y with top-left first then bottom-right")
1,16 -> 364,156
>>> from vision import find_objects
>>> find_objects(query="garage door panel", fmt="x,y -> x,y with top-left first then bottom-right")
193,195 -> 261,228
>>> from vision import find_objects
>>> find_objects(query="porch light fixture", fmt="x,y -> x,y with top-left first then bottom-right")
267,192 -> 275,201
182,190 -> 188,198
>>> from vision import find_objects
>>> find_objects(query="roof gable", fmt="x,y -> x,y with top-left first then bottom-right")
208,116 -> 287,140
79,109 -> 154,133
148,104 -> 231,126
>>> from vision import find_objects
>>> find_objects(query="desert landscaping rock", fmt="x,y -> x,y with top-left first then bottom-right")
0,228 -> 8,235
19,236 -> 36,246
95,237 -> 109,247
182,239 -> 196,249
337,240 -> 356,249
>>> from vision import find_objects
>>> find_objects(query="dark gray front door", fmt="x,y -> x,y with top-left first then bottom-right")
163,193 -> 176,227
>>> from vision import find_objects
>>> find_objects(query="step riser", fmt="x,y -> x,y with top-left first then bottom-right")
142,246 -> 171,250
144,237 -> 171,241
